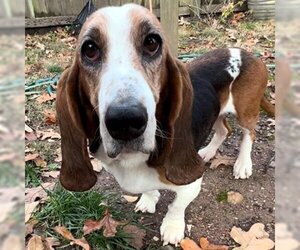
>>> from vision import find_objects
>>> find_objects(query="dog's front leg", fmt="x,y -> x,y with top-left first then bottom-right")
134,190 -> 160,213
160,177 -> 203,246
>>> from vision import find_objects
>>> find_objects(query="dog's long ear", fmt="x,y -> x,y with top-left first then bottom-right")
148,53 -> 205,185
56,62 -> 98,191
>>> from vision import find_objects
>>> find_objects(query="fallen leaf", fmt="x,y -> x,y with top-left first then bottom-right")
25,153 -> 39,161
42,171 -> 60,178
83,209 -> 122,237
25,182 -> 55,203
54,226 -> 91,250
26,219 -> 38,236
26,131 -> 37,141
181,238 -> 202,250
54,226 -> 74,241
36,92 -> 56,104
25,123 -> 33,133
123,224 -> 146,249
199,237 -> 229,250
37,129 -> 61,140
230,223 -> 275,250
210,154 -> 235,169
34,156 -> 47,168
27,234 -> 44,250
25,201 -> 39,223
122,195 -> 138,203
45,237 -> 60,250
91,158 -> 103,173
43,109 -> 57,124
227,191 -> 244,205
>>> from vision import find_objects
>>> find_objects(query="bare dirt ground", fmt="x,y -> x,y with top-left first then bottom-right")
92,113 -> 275,249
24,13 -> 275,249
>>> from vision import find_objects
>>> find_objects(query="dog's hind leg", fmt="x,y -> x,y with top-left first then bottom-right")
233,127 -> 256,179
198,115 -> 231,162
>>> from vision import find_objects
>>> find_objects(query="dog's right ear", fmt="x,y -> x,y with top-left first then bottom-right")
56,62 -> 98,191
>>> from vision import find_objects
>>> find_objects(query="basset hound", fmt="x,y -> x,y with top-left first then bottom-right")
56,4 -> 274,246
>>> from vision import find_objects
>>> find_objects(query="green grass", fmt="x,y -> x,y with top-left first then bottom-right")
34,186 -> 141,250
216,191 -> 228,203
25,163 -> 41,187
47,64 -> 63,74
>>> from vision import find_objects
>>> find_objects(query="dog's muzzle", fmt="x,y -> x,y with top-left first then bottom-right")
105,102 -> 148,141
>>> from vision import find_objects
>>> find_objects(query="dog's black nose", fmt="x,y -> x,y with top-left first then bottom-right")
105,103 -> 148,141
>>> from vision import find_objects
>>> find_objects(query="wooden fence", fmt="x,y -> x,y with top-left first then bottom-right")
26,0 -> 195,18
26,0 -> 245,18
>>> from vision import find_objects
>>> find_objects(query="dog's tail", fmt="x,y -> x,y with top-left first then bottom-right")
261,96 -> 275,117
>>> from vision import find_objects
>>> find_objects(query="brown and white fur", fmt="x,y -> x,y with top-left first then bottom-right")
56,4 -> 274,246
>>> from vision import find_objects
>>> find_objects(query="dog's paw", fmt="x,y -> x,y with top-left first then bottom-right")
134,191 -> 160,213
198,146 -> 216,162
233,157 -> 252,179
160,216 -> 185,246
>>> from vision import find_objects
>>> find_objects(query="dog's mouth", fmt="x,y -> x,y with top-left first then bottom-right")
106,137 -> 152,158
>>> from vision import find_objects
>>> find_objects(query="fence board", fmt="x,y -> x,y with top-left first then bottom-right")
160,0 -> 178,56
109,0 -> 121,6
94,0 -> 110,9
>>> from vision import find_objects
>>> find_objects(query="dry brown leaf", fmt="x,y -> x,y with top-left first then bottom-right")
122,195 -> 139,203
83,209 -> 122,237
227,191 -> 244,205
37,129 -> 61,141
54,226 -> 74,241
27,234 -> 44,250
210,154 -> 235,169
91,159 -> 103,173
199,237 -> 229,250
42,171 -> 60,178
26,131 -> 38,141
26,219 -> 38,236
43,109 -> 57,124
25,153 -> 39,162
25,182 -> 55,203
71,238 -> 91,250
123,224 -> 146,249
44,237 -> 60,250
230,223 -> 275,250
180,238 -> 202,250
1,234 -> 23,250
54,226 -> 91,250
36,92 -> 56,104
34,156 -> 47,168
25,201 -> 40,223
25,123 -> 33,132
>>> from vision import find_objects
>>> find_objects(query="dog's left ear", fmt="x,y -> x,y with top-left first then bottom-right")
148,52 -> 205,185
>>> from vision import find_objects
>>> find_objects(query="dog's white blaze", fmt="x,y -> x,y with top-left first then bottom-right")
227,48 -> 241,79
97,5 -> 156,154
221,48 -> 241,115
233,128 -> 253,179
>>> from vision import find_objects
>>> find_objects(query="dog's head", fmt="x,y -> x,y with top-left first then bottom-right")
56,4 -> 204,191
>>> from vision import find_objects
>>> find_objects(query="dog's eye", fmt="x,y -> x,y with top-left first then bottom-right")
143,34 -> 161,57
82,41 -> 100,62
